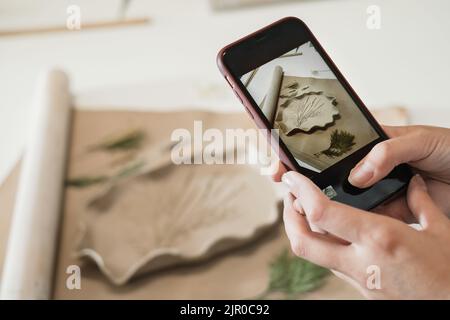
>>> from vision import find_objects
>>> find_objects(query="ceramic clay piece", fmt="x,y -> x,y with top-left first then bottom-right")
275,77 -> 339,135
75,148 -> 279,285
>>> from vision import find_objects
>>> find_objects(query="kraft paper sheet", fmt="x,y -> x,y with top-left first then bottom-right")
277,77 -> 380,172
0,69 -> 407,299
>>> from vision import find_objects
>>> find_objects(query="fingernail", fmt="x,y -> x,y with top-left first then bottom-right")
412,174 -> 427,191
281,172 -> 294,188
348,162 -> 374,186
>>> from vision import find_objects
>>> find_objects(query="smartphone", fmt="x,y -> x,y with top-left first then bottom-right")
217,17 -> 412,210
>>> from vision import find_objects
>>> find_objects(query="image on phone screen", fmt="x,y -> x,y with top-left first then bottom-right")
240,41 -> 380,173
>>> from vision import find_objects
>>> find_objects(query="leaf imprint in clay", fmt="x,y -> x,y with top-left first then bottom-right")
276,81 -> 339,135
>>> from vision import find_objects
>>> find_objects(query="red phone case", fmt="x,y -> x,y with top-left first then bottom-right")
217,17 -> 312,174
217,17 -> 387,175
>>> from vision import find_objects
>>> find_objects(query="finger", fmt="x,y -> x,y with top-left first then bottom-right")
272,161 -> 287,182
292,195 -> 349,244
372,196 -> 416,224
282,171 -> 376,243
426,179 -> 450,216
406,174 -> 448,230
283,194 -> 351,270
294,198 -> 352,244
373,178 -> 450,223
382,125 -> 412,138
293,199 -> 326,234
348,128 -> 431,188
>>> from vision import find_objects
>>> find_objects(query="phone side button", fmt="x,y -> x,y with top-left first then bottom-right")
225,75 -> 235,88
233,89 -> 243,102
232,90 -> 254,119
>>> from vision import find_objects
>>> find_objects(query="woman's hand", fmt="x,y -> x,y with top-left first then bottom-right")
274,125 -> 450,221
348,125 -> 450,187
282,172 -> 450,299
348,125 -> 450,220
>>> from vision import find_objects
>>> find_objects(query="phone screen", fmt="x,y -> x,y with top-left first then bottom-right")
240,41 -> 380,173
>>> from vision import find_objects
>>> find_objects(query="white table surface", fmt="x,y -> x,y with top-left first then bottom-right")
1,0 -> 450,184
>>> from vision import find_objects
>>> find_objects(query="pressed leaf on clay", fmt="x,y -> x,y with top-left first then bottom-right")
275,78 -> 339,135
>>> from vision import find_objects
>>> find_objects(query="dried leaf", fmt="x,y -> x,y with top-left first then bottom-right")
90,130 -> 145,152
66,176 -> 108,188
257,249 -> 330,299
316,129 -> 356,158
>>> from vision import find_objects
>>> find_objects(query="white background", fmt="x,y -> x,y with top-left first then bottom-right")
1,0 -> 450,183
